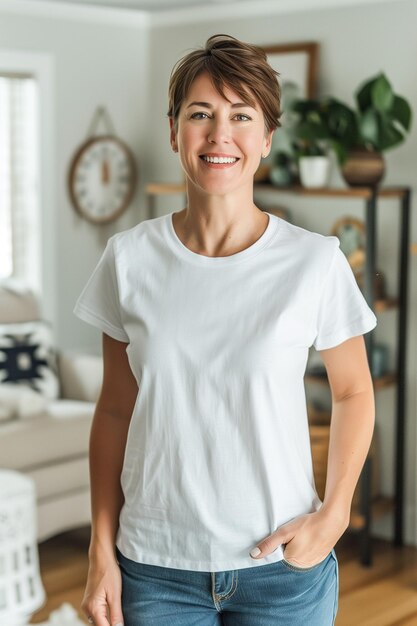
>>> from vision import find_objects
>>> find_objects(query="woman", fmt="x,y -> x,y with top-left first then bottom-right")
74,34 -> 377,626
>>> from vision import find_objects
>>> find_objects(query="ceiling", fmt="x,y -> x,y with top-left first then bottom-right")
27,0 -> 240,12
18,0 -> 403,23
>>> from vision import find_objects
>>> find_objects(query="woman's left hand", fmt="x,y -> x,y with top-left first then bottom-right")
249,509 -> 348,567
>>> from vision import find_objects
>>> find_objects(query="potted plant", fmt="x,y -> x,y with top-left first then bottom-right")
323,73 -> 412,186
289,99 -> 333,188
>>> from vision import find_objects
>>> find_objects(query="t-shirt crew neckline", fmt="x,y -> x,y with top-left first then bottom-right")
166,211 -> 280,267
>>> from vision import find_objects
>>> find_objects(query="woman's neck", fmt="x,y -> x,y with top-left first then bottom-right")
171,204 -> 269,258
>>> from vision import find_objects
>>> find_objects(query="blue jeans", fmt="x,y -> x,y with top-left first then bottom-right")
117,547 -> 339,625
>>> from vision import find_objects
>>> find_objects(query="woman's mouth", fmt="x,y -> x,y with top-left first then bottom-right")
199,155 -> 240,168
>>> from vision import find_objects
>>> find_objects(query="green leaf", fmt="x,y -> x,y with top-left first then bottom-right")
306,144 -> 326,156
378,120 -> 405,150
391,95 -> 412,131
371,73 -> 394,112
359,109 -> 380,148
325,100 -> 358,145
356,75 -> 378,112
294,119 -> 329,142
290,99 -> 320,115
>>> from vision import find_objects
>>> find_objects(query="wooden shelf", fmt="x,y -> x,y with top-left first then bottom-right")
305,371 -> 397,390
145,181 -> 409,199
349,495 -> 395,530
375,297 -> 399,312
372,373 -> 398,389
253,182 -> 409,199
145,182 -> 185,195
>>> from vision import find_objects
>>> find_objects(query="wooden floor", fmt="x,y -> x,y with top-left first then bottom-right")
30,527 -> 417,625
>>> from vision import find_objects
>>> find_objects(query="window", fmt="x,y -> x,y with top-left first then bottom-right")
0,74 -> 39,284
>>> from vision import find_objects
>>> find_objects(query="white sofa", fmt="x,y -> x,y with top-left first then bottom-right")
0,285 -> 102,541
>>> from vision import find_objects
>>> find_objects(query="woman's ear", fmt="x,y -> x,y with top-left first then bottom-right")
169,117 -> 178,152
262,129 -> 274,158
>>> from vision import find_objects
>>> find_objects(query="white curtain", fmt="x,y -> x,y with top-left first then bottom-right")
0,75 -> 38,284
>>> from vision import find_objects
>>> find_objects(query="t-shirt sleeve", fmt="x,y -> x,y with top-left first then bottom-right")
73,236 -> 129,343
312,239 -> 377,351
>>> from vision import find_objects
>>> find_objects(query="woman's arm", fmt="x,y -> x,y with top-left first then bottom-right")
319,334 -> 375,524
82,332 -> 138,626
250,334 -> 375,564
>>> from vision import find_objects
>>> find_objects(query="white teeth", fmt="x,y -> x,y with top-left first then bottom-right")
202,156 -> 238,164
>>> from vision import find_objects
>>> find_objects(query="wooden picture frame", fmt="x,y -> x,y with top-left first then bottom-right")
262,41 -> 319,98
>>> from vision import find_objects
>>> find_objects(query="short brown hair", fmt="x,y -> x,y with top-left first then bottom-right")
167,34 -> 282,134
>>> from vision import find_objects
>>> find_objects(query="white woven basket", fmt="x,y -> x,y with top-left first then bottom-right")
0,469 -> 45,625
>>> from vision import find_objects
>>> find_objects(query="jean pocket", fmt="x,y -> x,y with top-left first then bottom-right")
116,546 -> 143,574
281,549 -> 333,573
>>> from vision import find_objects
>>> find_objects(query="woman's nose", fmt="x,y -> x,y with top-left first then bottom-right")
207,118 -> 231,144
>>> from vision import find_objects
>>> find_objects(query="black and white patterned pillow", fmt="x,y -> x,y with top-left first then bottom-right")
0,321 -> 60,399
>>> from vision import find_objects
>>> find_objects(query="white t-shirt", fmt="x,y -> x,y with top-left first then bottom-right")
73,211 -> 377,572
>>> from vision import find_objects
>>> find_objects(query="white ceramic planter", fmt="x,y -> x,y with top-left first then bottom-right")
299,156 -> 331,188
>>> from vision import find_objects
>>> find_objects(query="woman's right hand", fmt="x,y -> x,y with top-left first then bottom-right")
81,552 -> 124,626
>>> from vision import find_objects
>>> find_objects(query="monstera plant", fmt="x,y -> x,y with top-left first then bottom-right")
327,72 -> 412,186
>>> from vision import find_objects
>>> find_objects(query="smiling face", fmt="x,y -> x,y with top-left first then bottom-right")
170,72 -> 273,197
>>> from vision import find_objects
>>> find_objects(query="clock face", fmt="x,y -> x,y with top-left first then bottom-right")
68,135 -> 137,223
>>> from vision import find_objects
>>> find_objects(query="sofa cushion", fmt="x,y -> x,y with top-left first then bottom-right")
0,383 -> 49,420
30,456 -> 89,501
0,282 -> 40,323
0,399 -> 94,469
37,490 -> 91,542
0,321 -> 60,399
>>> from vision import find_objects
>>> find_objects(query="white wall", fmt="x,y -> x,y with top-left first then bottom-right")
0,6 -> 150,354
147,0 -> 417,547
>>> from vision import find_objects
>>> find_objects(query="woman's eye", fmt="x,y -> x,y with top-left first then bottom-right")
190,112 -> 209,119
234,114 -> 251,121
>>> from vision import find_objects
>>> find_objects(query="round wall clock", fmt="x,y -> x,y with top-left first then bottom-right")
68,134 -> 137,224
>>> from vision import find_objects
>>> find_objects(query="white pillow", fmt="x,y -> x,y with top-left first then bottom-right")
0,382 -> 48,419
